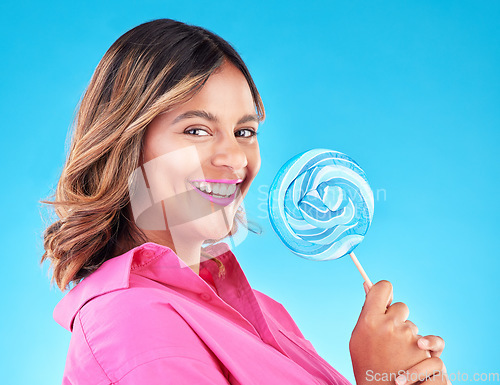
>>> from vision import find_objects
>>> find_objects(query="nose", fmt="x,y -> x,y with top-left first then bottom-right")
211,134 -> 247,173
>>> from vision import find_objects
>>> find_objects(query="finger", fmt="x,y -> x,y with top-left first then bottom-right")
405,320 -> 418,335
396,357 -> 447,385
418,335 -> 445,358
386,302 -> 409,323
361,280 -> 393,316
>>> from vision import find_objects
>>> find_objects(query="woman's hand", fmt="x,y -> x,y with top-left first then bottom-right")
349,280 -> 442,385
396,295 -> 451,384
393,335 -> 451,385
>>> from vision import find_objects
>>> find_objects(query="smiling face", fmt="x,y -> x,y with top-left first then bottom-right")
133,61 -> 261,247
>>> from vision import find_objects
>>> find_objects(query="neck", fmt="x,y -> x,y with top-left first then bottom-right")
141,230 -> 202,275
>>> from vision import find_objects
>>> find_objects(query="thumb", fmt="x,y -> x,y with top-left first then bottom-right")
363,281 -> 370,296
359,280 -> 393,317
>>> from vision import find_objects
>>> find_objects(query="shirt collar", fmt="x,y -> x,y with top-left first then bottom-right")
53,241 -> 236,332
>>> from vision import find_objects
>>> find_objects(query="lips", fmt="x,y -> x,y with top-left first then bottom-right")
191,178 -> 244,184
186,178 -> 243,206
191,183 -> 240,206
190,177 -> 244,190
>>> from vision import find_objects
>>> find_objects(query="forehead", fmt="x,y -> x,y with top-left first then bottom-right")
180,62 -> 255,116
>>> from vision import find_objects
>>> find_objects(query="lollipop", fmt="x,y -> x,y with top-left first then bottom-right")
268,149 -> 374,286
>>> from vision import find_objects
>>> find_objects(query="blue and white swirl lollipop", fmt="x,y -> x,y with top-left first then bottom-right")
268,149 -> 374,286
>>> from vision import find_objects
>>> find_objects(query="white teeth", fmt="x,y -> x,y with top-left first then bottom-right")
211,183 -> 223,195
226,184 -> 236,196
200,181 -> 211,193
219,184 -> 228,196
192,181 -> 238,197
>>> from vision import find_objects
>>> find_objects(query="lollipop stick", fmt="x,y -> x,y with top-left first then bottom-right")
349,252 -> 373,288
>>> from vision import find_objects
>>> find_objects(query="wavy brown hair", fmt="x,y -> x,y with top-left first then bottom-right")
40,19 -> 265,291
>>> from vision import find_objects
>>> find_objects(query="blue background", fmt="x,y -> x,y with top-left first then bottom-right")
1,0 -> 499,383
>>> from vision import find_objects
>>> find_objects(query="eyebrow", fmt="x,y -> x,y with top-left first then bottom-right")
172,110 -> 260,125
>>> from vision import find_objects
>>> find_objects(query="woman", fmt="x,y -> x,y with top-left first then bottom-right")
41,19 -> 450,384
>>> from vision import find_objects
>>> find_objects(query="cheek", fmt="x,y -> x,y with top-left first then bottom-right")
142,122 -> 179,163
241,148 -> 260,196
143,145 -> 202,201
248,146 -> 261,176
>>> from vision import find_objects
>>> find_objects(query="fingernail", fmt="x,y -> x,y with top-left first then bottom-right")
363,282 -> 369,295
419,338 -> 428,348
395,374 -> 406,385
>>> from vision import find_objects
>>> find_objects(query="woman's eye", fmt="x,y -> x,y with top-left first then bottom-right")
236,129 -> 258,138
184,128 -> 258,138
184,128 -> 210,136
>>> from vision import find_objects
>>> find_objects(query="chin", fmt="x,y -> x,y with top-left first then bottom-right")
203,225 -> 233,241
197,215 -> 235,240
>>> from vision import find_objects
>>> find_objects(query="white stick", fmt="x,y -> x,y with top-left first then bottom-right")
349,251 -> 373,288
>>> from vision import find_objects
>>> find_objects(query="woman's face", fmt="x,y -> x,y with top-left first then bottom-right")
135,61 -> 261,245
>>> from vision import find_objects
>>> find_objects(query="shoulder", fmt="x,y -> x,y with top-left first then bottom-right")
252,288 -> 289,317
252,288 -> 319,354
252,287 -> 284,307
79,285 -> 175,326
72,286 -> 220,382
252,288 -> 306,337
78,286 -> 202,348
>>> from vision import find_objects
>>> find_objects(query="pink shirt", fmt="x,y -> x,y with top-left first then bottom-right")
54,241 -> 352,384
